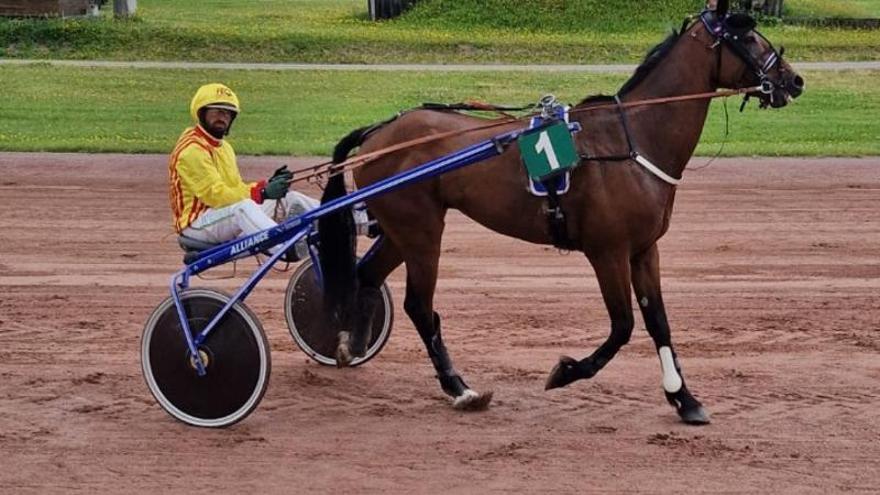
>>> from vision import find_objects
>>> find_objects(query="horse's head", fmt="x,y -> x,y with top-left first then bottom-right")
701,0 -> 804,108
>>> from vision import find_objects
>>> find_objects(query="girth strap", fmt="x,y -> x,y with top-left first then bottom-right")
543,177 -> 577,251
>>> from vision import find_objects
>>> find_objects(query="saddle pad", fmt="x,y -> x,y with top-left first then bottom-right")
527,110 -> 571,197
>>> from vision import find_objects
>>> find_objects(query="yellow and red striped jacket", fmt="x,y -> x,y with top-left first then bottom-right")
168,125 -> 263,232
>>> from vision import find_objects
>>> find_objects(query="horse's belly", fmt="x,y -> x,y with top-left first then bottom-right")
441,165 -> 554,245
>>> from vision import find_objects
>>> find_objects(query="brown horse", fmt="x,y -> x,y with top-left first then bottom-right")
318,0 -> 803,424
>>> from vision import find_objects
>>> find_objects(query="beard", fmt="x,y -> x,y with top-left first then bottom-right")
198,109 -> 233,139
204,120 -> 228,139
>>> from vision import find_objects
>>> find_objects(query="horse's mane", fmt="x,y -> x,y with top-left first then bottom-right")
578,94 -> 615,106
577,29 -> 683,105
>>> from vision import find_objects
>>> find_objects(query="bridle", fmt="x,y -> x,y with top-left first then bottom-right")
568,10 -> 786,186
698,9 -> 785,106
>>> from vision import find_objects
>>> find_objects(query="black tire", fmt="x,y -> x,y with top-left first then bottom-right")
376,0 -> 389,19
285,258 -> 393,366
141,289 -> 270,428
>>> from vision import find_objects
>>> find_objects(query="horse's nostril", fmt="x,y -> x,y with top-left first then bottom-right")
792,75 -> 805,90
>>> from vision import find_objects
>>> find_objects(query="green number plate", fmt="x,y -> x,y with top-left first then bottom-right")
517,122 -> 579,180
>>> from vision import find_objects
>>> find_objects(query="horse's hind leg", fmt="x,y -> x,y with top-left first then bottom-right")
403,266 -> 493,411
394,223 -> 492,410
354,236 -> 402,356
546,252 -> 635,390
631,244 -> 709,425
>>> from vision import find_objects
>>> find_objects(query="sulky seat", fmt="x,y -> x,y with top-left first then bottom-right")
177,235 -> 219,265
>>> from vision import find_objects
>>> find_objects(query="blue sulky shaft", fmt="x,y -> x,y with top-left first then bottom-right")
170,122 -> 579,375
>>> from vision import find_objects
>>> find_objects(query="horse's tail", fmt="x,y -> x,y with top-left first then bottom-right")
318,126 -> 370,329
332,126 -> 369,164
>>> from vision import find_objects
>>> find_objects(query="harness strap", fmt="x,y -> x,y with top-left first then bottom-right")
579,153 -> 631,162
633,153 -> 681,186
291,86 -> 759,186
614,95 -> 637,153
420,101 -> 534,113
614,94 -> 682,186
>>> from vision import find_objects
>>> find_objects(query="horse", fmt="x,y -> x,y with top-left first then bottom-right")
317,0 -> 804,424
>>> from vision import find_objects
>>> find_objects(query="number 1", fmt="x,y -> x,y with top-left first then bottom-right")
535,131 -> 560,170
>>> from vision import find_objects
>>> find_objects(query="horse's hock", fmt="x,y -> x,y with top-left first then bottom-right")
369,0 -> 417,20
0,0 -> 98,17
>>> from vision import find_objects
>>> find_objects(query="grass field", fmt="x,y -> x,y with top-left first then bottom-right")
1,65 -> 876,157
787,0 -> 880,18
1,0 -> 879,63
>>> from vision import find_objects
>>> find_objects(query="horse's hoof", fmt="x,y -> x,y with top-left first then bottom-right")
545,355 -> 580,390
452,389 -> 493,411
679,406 -> 711,425
335,349 -> 352,368
349,330 -> 371,359
335,332 -> 353,368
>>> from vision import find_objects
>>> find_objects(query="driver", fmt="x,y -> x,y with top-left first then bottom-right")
168,83 -> 319,259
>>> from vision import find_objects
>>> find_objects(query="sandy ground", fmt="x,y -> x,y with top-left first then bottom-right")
0,153 -> 878,494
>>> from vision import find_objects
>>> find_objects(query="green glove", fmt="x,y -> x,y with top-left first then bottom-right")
271,165 -> 292,181
263,174 -> 291,200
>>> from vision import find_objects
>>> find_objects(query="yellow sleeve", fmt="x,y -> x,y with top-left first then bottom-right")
225,146 -> 259,192
176,144 -> 253,208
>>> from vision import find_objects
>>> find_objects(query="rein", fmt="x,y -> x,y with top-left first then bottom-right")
292,85 -> 760,186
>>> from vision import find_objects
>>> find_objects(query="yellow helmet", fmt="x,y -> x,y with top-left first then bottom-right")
189,83 -> 240,123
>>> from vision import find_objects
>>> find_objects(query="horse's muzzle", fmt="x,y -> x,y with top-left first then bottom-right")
787,74 -> 805,99
757,72 -> 804,108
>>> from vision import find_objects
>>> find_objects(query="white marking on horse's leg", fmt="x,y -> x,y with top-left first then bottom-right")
658,346 -> 682,393
337,331 -> 351,350
452,389 -> 493,411
639,296 -> 649,308
336,331 -> 352,367
453,389 -> 479,408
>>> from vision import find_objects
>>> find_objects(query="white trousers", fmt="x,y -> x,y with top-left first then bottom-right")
182,191 -> 320,255
182,191 -> 371,257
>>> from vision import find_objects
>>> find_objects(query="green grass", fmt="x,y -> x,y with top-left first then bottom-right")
787,0 -> 880,18
0,0 -> 879,63
401,0 -> 704,33
1,65 -> 877,156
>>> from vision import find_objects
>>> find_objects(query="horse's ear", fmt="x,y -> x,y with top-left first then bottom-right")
724,13 -> 757,34
715,0 -> 729,16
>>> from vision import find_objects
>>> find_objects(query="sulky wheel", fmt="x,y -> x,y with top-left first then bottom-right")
285,258 -> 393,366
141,289 -> 270,428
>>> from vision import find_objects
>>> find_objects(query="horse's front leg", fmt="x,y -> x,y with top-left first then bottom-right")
631,244 -> 709,425
546,252 -> 635,390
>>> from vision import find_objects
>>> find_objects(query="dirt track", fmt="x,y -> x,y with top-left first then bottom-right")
1,153 -> 878,493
